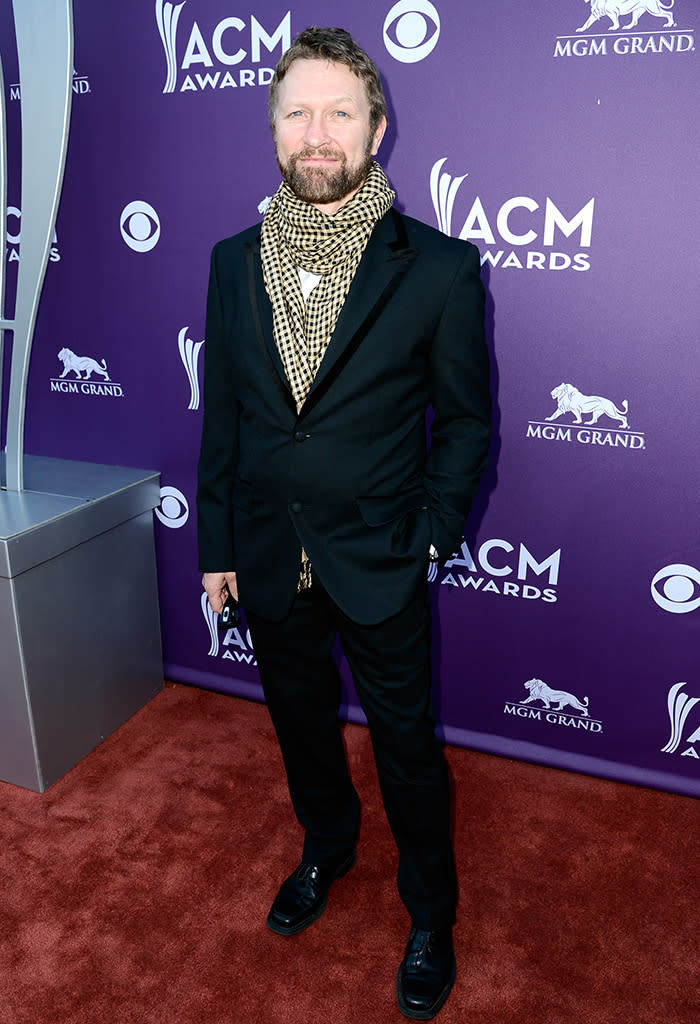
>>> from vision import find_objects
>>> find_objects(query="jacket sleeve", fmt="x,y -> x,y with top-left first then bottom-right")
424,242 -> 491,561
196,242 -> 240,572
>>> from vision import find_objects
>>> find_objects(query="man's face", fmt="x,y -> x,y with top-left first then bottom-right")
273,59 -> 387,216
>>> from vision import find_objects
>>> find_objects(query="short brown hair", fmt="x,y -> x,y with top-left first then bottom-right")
269,26 -> 388,136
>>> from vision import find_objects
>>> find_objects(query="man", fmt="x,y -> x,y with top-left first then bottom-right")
197,27 -> 490,1020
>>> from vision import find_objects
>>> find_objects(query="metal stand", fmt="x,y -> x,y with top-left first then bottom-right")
0,456 -> 163,791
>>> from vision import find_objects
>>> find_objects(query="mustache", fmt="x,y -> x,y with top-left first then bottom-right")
291,146 -> 345,162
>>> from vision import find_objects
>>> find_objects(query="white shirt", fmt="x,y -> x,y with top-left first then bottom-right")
298,267 -> 321,302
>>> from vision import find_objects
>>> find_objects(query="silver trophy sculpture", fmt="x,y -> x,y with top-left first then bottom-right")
0,1 -> 163,792
0,0 -> 73,490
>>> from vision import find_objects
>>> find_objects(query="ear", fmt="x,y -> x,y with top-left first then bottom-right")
370,115 -> 387,156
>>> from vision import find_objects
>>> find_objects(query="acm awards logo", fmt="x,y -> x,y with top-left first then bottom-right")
5,207 -> 60,264
554,0 -> 694,57
438,538 -> 561,605
201,592 -> 257,666
155,1 -> 290,94
504,677 -> 603,734
431,158 -> 595,273
526,382 -> 646,451
662,682 -> 700,760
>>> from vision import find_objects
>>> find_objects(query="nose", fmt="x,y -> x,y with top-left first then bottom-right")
303,112 -> 330,148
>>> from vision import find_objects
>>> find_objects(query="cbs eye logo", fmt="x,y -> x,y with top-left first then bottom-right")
383,0 -> 441,64
155,486 -> 189,529
651,563 -> 700,615
120,200 -> 161,252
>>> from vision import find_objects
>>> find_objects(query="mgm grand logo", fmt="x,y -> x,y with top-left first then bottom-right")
554,1 -> 694,56
49,348 -> 124,398
504,678 -> 603,733
526,382 -> 645,451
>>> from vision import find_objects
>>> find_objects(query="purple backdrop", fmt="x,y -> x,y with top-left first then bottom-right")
3,0 -> 699,796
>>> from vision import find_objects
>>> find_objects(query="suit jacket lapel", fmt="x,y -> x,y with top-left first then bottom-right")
299,209 -> 417,417
245,237 -> 296,414
246,208 -> 418,420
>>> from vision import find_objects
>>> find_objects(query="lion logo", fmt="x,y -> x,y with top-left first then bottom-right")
522,678 -> 590,716
577,0 -> 675,33
546,382 -> 629,428
57,347 -> 110,381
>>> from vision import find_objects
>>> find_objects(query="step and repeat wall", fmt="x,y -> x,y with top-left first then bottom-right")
3,1 -> 698,795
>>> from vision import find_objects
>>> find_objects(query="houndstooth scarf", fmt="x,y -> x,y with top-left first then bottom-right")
260,161 -> 395,412
260,161 -> 395,589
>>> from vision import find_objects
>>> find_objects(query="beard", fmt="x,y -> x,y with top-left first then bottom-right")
276,141 -> 374,207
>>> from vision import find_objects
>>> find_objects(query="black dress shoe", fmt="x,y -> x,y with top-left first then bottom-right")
266,849 -> 356,936
396,926 -> 456,1020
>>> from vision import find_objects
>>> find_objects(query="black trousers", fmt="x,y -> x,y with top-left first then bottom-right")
246,577 -> 457,930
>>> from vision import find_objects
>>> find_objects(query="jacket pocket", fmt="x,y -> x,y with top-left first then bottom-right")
355,486 -> 429,527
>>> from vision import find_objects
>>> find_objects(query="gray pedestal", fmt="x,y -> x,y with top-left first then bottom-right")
0,456 -> 164,791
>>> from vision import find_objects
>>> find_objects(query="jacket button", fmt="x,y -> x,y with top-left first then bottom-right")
290,501 -> 302,513
294,431 -> 306,442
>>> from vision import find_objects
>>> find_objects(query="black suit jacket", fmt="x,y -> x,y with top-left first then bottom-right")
197,207 -> 490,624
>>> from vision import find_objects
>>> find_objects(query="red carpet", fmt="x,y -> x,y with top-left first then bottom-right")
0,683 -> 697,1023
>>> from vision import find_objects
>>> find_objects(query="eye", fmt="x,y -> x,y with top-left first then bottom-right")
651,563 -> 700,614
120,200 -> 160,252
383,0 -> 441,64
155,486 -> 190,529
